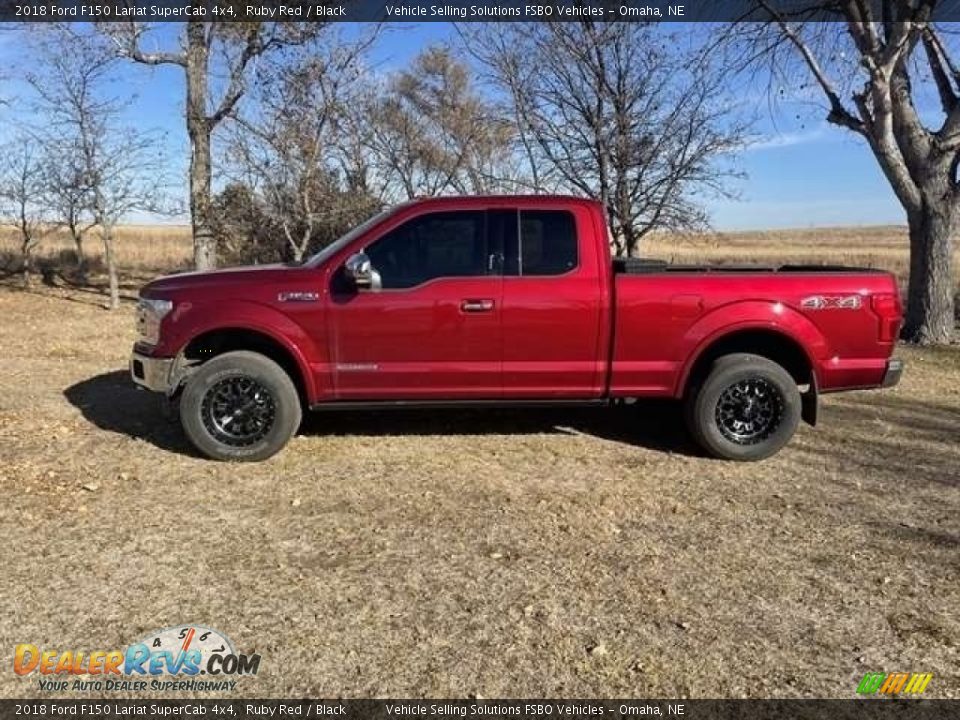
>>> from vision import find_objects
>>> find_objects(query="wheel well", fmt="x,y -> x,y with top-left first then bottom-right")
180,328 -> 308,405
684,329 -> 813,396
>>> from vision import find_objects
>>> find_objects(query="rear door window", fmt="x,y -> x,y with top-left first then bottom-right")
496,209 -> 579,277
519,210 -> 578,275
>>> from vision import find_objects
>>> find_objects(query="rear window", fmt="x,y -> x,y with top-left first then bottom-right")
499,209 -> 578,276
519,210 -> 578,275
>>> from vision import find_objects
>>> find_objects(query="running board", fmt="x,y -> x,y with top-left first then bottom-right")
310,398 -> 611,412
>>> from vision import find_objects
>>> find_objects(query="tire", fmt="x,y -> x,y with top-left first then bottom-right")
685,353 -> 801,461
179,350 -> 302,462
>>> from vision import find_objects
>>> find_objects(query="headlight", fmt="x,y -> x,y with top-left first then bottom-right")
136,298 -> 173,346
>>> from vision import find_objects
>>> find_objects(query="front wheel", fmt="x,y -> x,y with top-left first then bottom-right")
685,353 -> 801,461
179,351 -> 302,462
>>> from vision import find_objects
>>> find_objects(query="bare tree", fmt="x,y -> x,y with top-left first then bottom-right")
28,31 -> 169,309
733,2 -> 957,343
365,46 -> 518,200
455,25 -> 546,192
26,34 -> 105,281
99,19 -> 327,271
225,33 -> 381,262
0,141 -> 55,287
462,22 -> 748,258
89,128 -> 169,310
48,158 -> 97,280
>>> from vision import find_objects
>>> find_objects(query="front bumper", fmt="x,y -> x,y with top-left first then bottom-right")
130,352 -> 175,393
881,358 -> 904,388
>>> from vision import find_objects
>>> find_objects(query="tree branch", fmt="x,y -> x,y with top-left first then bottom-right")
758,1 -> 866,134
923,27 -> 958,114
109,22 -> 186,67
208,27 -> 263,127
852,84 -> 923,212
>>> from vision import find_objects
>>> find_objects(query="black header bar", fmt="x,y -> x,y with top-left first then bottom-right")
3,0 -> 960,23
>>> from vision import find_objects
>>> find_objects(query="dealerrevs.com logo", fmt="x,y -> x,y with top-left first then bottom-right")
14,625 -> 261,692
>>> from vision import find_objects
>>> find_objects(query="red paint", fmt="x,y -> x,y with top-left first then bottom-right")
138,196 -> 901,406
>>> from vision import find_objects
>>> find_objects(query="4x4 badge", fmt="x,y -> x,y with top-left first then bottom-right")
801,295 -> 862,310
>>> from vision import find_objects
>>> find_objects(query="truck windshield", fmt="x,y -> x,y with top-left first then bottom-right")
305,203 -> 409,268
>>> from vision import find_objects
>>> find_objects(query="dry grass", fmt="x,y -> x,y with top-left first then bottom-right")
1,279 -> 959,699
0,224 -> 192,275
646,226 -> 960,290
4,223 -> 960,290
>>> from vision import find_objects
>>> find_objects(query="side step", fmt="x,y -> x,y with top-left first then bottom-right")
310,398 -> 611,412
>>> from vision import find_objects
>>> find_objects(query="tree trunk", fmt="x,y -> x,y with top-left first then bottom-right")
21,241 -> 33,289
75,236 -> 85,268
102,224 -> 120,310
186,22 -> 216,271
188,124 -> 217,271
292,228 -> 308,263
72,231 -> 87,283
624,227 -> 642,258
903,201 -> 956,344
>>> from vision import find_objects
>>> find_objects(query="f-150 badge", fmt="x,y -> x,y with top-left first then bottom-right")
277,291 -> 319,303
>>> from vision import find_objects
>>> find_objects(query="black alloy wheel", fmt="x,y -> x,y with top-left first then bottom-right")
201,375 -> 277,447
714,377 -> 785,445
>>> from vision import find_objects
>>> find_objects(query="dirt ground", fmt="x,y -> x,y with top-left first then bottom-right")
1,285 -> 958,699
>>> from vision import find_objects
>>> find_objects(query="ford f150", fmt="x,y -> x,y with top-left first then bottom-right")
130,195 -> 903,462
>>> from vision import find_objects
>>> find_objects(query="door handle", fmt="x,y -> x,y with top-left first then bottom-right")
461,299 -> 495,313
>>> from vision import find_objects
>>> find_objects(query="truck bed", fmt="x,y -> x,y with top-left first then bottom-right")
610,263 -> 900,397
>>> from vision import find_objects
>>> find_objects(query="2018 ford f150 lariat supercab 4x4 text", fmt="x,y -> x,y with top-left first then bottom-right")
130,196 -> 903,462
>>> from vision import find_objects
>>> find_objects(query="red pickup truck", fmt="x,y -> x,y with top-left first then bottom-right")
131,195 -> 903,462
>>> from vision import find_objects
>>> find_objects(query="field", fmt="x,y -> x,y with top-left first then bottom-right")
4,223 -> 960,294
0,225 -> 959,699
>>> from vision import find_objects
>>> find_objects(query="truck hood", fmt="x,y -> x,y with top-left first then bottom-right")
140,263 -> 297,296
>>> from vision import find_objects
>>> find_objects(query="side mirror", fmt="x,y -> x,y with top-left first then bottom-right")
344,252 -> 381,291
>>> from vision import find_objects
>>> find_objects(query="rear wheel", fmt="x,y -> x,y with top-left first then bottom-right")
180,351 -> 301,462
685,353 -> 800,461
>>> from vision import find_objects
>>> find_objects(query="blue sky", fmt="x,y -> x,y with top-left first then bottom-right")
0,22 -> 904,230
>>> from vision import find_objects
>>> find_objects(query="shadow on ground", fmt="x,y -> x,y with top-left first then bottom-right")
63,370 -> 198,456
302,401 -> 696,455
64,370 -> 697,458
799,391 -> 960,488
